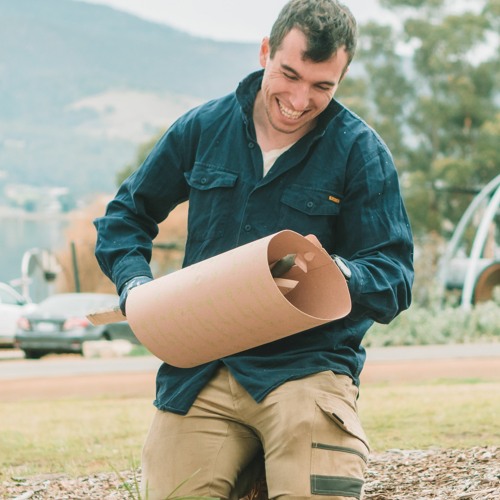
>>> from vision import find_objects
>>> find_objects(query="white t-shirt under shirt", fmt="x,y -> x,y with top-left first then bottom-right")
262,143 -> 296,177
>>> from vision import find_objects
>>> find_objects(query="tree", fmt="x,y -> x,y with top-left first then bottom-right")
375,0 -> 500,235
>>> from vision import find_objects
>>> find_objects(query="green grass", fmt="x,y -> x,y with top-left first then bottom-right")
1,379 -> 499,481
359,379 -> 500,451
1,397 -> 152,479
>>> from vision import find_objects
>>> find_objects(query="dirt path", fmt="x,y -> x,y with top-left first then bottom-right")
2,355 -> 499,402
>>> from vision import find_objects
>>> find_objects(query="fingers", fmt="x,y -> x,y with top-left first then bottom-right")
305,234 -> 322,249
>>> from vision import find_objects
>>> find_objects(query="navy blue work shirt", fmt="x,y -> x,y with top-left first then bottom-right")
94,70 -> 414,415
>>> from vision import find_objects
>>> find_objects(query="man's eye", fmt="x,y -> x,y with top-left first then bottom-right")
284,73 -> 298,80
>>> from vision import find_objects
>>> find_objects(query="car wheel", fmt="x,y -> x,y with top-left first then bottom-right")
23,349 -> 46,359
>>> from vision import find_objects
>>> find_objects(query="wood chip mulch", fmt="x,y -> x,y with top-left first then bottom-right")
1,447 -> 498,499
363,447 -> 499,499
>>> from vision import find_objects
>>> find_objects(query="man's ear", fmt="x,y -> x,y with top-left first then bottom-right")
259,37 -> 271,68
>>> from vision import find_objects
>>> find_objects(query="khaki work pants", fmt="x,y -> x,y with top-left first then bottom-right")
141,367 -> 370,500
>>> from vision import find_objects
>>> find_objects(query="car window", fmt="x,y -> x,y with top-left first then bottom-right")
0,288 -> 21,305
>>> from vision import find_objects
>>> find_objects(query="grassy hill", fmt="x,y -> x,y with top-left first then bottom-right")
0,0 -> 259,198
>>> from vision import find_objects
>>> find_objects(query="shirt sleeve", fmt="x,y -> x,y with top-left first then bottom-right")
334,136 -> 414,324
93,119 -> 191,294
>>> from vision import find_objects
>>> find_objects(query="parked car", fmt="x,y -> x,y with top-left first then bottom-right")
14,293 -> 140,359
0,282 -> 33,348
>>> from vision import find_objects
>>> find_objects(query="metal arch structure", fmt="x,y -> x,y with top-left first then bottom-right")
19,248 -> 62,302
438,174 -> 500,310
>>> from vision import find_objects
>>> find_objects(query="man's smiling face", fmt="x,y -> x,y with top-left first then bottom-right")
258,28 -> 349,137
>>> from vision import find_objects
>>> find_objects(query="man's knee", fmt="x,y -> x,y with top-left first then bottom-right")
264,372 -> 369,499
141,408 -> 263,500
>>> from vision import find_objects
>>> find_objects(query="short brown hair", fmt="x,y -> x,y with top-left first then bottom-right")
269,0 -> 357,67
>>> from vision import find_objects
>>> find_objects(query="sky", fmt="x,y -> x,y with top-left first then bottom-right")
77,0 -> 395,43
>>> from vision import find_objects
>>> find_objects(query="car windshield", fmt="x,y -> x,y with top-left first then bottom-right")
37,294 -> 118,317
0,284 -> 25,305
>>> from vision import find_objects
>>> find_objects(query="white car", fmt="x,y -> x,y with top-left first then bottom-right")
0,283 -> 32,348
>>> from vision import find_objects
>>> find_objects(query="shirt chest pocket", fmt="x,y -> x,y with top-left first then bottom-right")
184,165 -> 239,242
279,185 -> 341,246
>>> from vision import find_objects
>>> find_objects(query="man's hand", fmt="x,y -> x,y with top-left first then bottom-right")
304,233 -> 322,248
119,276 -> 152,315
305,234 -> 351,281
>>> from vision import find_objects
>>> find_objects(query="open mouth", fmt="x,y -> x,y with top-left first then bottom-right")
278,100 -> 305,120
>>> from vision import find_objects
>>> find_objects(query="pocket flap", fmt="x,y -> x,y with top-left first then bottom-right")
316,396 -> 370,451
281,185 -> 341,216
185,166 -> 238,190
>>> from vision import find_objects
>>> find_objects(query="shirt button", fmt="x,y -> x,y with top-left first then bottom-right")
244,224 -> 252,231
248,142 -> 255,149
200,177 -> 207,184
306,201 -> 314,208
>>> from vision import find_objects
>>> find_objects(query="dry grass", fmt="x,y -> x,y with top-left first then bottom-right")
359,379 -> 500,451
2,378 -> 499,481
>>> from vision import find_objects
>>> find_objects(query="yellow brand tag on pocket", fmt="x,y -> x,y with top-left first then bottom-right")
328,195 -> 340,204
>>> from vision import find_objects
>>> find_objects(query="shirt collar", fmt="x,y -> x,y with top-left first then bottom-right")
236,70 -> 263,121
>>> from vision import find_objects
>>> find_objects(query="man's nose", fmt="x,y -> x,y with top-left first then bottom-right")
289,83 -> 310,111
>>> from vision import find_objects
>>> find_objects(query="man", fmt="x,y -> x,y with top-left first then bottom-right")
94,0 -> 414,498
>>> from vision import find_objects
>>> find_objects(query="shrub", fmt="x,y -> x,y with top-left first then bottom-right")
364,300 -> 500,347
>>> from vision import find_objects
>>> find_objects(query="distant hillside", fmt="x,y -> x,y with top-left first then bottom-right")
0,0 -> 259,198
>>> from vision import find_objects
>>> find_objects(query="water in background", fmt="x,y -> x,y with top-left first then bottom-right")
0,208 -> 69,286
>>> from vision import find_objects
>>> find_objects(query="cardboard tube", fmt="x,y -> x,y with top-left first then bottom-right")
126,230 -> 351,367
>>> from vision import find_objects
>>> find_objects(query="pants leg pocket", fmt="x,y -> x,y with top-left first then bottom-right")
310,396 -> 370,499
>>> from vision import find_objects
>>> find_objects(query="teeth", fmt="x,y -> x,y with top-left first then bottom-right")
278,101 -> 303,119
